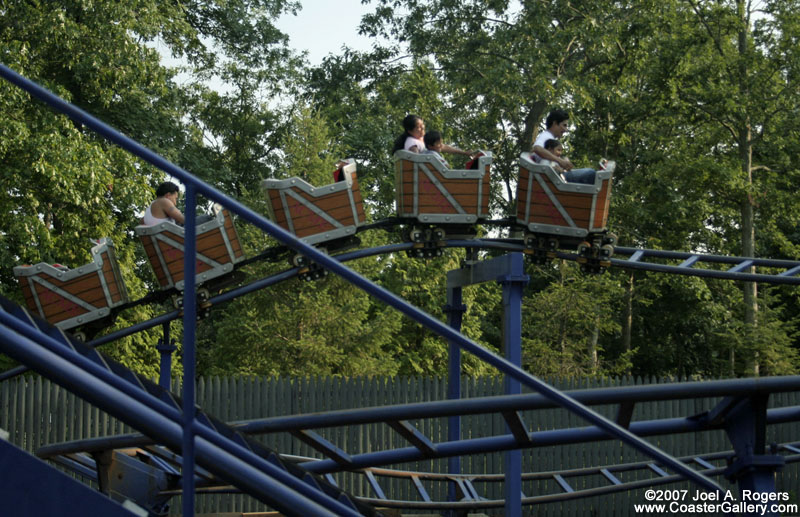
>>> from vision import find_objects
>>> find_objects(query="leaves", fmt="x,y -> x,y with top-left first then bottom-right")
2,0 -> 800,380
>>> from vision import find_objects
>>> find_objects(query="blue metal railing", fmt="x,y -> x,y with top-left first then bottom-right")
0,315 -> 356,516
0,63 -> 726,511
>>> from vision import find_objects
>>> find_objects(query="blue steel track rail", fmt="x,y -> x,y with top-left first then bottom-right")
48,442 -> 800,511
2,63 -> 800,512
39,444 -> 800,510
2,238 -> 799,384
0,295 -> 375,517
5,238 -> 798,383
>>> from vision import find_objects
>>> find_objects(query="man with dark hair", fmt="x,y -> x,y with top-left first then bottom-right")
532,109 -> 601,185
533,109 -> 572,170
155,181 -> 180,198
144,181 -> 185,225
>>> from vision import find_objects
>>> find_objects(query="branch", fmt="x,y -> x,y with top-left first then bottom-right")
681,93 -> 740,141
467,50 -> 528,74
685,0 -> 728,59
425,14 -> 516,29
383,54 -> 413,65
558,36 -> 579,76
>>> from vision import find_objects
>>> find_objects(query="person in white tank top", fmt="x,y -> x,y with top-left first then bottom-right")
143,181 -> 185,226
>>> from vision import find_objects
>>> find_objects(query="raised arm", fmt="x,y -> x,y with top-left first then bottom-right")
442,144 -> 476,157
532,144 -> 573,171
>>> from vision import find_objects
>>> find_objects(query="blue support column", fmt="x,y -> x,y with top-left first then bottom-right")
182,184 -> 198,517
447,253 -> 529,516
444,286 -> 467,509
498,253 -> 529,517
723,395 -> 784,515
157,322 -> 176,390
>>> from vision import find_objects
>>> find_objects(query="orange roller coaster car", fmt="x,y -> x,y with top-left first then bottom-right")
393,150 -> 492,257
394,150 -> 492,226
516,153 -> 615,268
135,208 -> 245,293
261,159 -> 366,246
13,238 -> 129,334
261,158 -> 365,276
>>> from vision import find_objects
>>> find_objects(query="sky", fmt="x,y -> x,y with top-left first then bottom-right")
275,0 -> 378,66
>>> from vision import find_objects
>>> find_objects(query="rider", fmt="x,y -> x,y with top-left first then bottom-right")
143,181 -> 185,226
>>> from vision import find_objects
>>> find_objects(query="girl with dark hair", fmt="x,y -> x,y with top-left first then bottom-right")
392,114 -> 476,157
392,114 -> 425,153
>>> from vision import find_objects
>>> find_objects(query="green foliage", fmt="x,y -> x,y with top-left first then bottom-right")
198,214 -> 404,377
378,247 -> 500,376
719,287 -> 800,376
2,0 -> 800,381
522,261 -> 624,377
0,0 -> 299,377
625,273 -> 740,378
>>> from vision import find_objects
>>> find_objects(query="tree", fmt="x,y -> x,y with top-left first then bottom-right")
197,106 -> 405,377
591,0 -> 800,375
0,0 -> 300,376
359,0 -> 639,211
521,261 -> 627,377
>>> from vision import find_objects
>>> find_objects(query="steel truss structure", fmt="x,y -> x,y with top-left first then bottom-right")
33,378 -> 800,512
0,63 -> 799,516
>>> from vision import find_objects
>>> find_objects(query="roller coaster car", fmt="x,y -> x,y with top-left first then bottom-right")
261,158 -> 366,275
13,238 -> 129,338
515,153 -> 615,269
135,208 -> 245,304
394,150 -> 492,257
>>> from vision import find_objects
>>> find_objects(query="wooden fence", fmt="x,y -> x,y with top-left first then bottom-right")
1,375 -> 798,516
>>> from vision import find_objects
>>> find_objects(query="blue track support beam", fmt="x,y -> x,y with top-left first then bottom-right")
238,376 -> 800,434
181,184 -> 197,517
444,285 -> 466,509
0,438 -> 138,517
498,253 -> 529,517
723,395 -> 785,514
182,184 -> 198,516
447,253 -> 530,516
447,253 -> 526,289
0,63 -> 728,496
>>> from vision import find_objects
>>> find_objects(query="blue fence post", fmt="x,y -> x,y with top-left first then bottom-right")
182,184 -> 198,517
445,285 -> 467,509
498,252 -> 529,517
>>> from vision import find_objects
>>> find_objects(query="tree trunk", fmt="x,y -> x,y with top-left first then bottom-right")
519,101 -> 547,154
738,0 -> 758,376
589,317 -> 599,375
510,101 -> 547,239
622,271 -> 634,373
